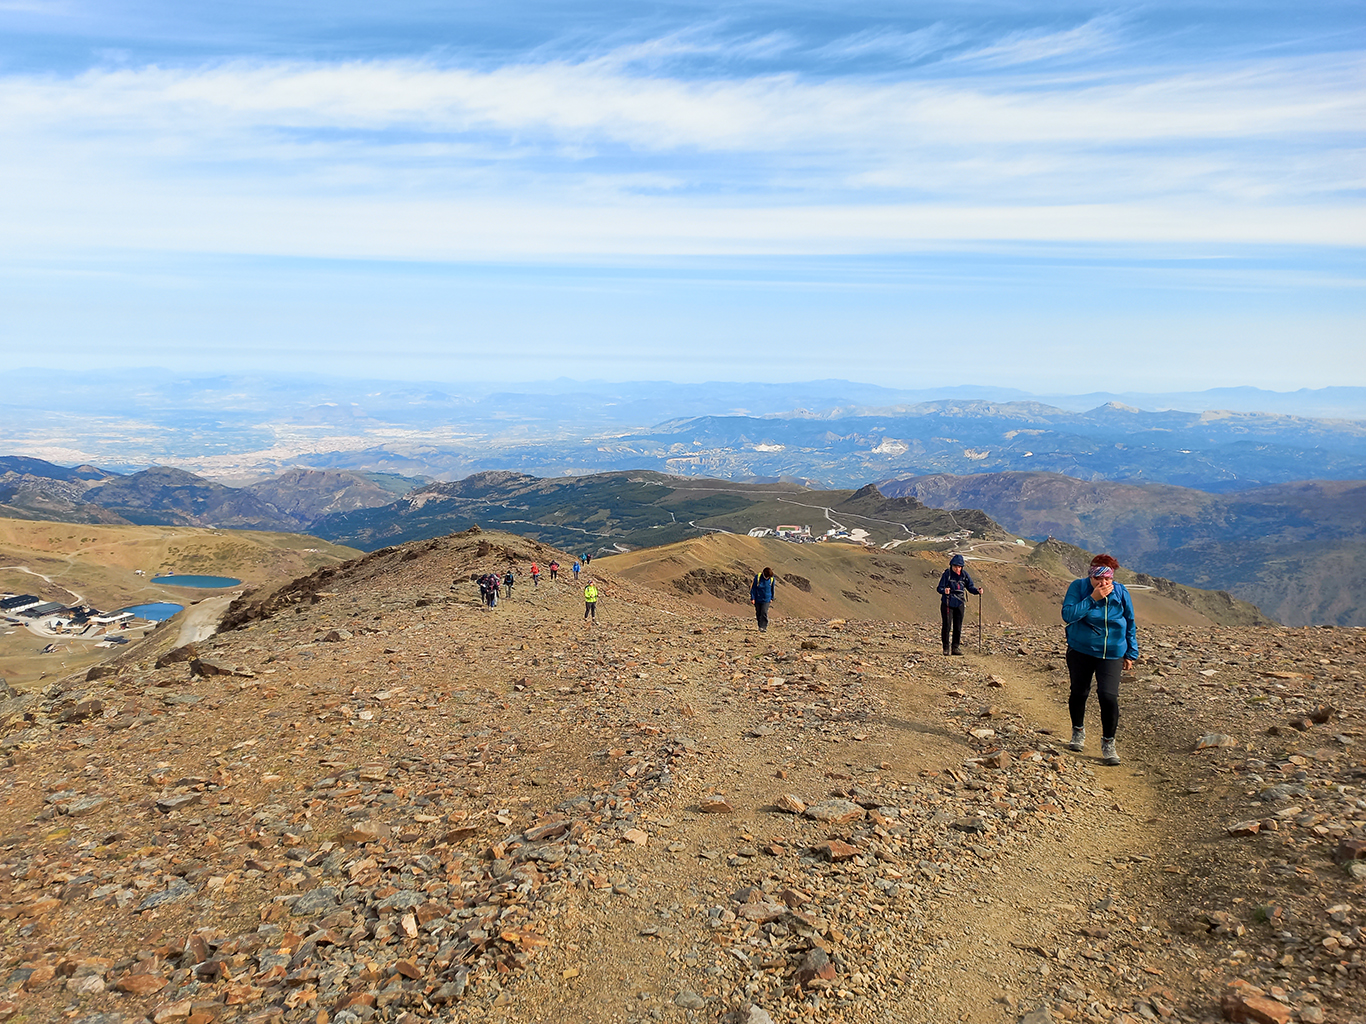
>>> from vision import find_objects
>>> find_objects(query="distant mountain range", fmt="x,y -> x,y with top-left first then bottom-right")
0,460 -> 420,532
2,371 -> 1363,492
880,472 -> 1366,627
9,453 -> 1364,625
0,458 -> 999,552
5,371 -> 1362,628
629,403 -> 1366,491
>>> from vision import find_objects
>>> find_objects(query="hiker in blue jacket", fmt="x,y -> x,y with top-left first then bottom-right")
936,554 -> 982,656
750,567 -> 776,632
1061,553 -> 1139,766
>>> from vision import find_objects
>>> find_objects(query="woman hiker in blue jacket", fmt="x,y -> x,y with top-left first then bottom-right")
1061,553 -> 1139,766
936,554 -> 982,656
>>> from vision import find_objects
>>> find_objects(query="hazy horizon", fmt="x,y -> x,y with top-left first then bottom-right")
4,366 -> 1366,419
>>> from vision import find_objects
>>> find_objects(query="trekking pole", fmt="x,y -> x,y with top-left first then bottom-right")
978,591 -> 983,653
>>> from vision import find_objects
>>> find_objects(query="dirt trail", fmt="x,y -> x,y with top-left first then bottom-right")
448,586 -> 1193,1023
886,651 -> 1186,1022
9,531 -> 1357,1024
469,589 -> 1194,1023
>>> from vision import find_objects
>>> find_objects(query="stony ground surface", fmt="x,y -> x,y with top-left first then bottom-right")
0,529 -> 1362,1024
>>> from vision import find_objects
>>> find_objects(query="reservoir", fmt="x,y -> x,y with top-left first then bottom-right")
122,602 -> 184,621
152,575 -> 241,588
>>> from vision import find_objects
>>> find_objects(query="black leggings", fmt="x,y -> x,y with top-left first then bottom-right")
940,604 -> 964,649
1067,648 -> 1122,737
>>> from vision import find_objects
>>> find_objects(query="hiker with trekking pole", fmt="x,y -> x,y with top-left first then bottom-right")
936,554 -> 983,656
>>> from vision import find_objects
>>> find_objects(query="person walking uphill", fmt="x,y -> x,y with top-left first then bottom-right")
1062,554 -> 1138,766
750,567 -> 776,632
937,554 -> 982,655
583,579 -> 599,624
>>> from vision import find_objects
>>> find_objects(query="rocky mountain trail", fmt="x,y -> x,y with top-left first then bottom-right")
0,530 -> 1362,1024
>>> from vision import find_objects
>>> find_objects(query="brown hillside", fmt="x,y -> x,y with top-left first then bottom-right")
597,533 -> 1259,632
0,526 -> 1361,1024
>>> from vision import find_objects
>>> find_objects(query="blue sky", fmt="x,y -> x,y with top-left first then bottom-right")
1,1 -> 1361,392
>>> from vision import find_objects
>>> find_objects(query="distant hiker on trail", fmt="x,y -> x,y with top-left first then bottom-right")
530,562 -> 541,587
549,560 -> 560,580
1062,554 -> 1138,766
503,570 -> 515,600
937,554 -> 982,656
584,553 -> 592,566
583,579 -> 599,623
478,573 -> 499,609
750,567 -> 777,633
572,560 -> 581,581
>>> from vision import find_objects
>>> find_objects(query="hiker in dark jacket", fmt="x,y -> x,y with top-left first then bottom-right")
750,567 -> 777,632
936,554 -> 982,655
503,570 -> 515,600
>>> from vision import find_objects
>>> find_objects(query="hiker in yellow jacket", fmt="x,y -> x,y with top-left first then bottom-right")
583,579 -> 599,623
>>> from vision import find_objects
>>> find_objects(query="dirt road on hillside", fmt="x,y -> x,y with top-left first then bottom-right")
173,591 -> 240,645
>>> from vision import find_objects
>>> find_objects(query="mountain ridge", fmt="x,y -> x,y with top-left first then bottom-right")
5,454 -> 1363,624
880,471 -> 1366,626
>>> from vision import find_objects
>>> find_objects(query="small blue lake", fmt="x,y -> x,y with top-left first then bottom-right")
152,575 -> 241,588
122,602 -> 184,621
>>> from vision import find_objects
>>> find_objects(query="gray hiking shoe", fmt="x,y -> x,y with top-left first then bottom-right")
1067,727 -> 1085,752
1101,738 -> 1120,765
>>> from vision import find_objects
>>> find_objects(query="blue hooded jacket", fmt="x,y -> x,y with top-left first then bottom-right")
751,573 -> 776,603
1062,577 -> 1139,661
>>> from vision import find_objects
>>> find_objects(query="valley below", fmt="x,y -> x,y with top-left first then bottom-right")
0,520 -> 359,691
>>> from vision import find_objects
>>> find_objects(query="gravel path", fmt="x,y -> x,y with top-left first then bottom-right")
0,529 -> 1361,1024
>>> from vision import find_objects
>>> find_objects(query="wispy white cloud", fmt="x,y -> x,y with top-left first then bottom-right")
0,42 -> 1361,259
567,23 -> 800,72
4,54 -> 1359,147
951,16 -> 1126,68
811,24 -> 963,64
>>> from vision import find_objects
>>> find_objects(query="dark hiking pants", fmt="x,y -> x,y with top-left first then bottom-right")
940,604 -> 964,650
1066,648 -> 1122,737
